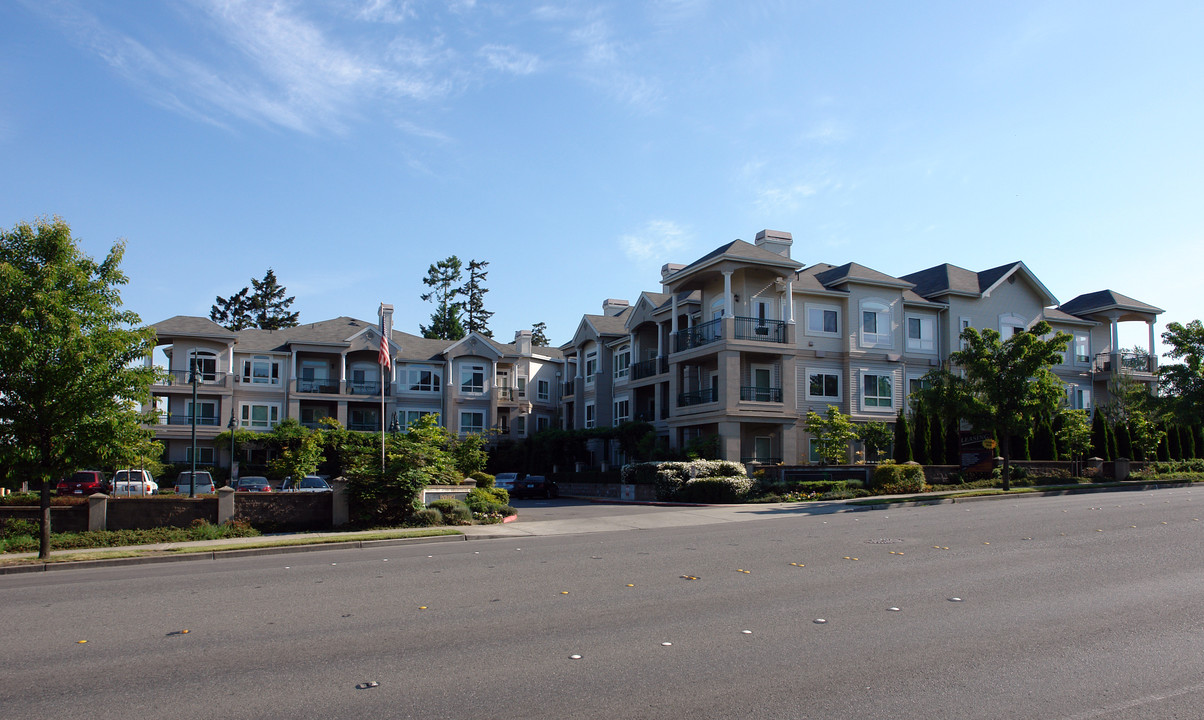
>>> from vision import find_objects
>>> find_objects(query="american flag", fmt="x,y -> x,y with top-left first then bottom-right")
378,319 -> 391,369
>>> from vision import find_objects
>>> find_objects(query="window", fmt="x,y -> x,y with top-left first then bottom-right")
460,363 -> 485,394
754,436 -> 772,462
537,379 -> 550,401
242,356 -> 280,385
300,406 -> 329,427
807,370 -> 840,400
184,401 -> 217,425
860,300 -> 891,348
1000,314 -> 1026,337
349,407 -> 379,430
188,350 -> 218,381
585,402 -> 596,429
1074,333 -> 1090,364
398,409 -> 437,428
711,297 -> 726,321
240,402 -> 280,429
806,304 -> 840,337
862,372 -> 893,409
585,350 -> 598,385
807,438 -> 822,463
405,365 -> 441,392
514,416 -> 526,436
536,416 -> 550,432
614,398 -> 630,424
1069,386 -> 1092,411
459,411 -> 485,434
753,298 -> 773,322
959,317 -> 972,350
516,376 -> 527,398
908,376 -> 930,396
906,316 -> 935,353
185,446 -> 215,465
614,345 -> 631,380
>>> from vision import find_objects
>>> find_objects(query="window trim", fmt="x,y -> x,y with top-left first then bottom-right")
613,345 -> 631,381
613,396 -> 630,424
805,367 -> 842,401
1073,332 -> 1090,365
860,370 -> 894,411
460,363 -> 486,395
804,303 -> 841,338
536,379 -> 550,402
242,355 -> 281,386
905,314 -> 936,353
239,402 -> 281,429
404,364 -> 441,393
859,299 -> 892,349
584,401 -> 596,429
459,410 -> 485,435
999,313 -> 1027,337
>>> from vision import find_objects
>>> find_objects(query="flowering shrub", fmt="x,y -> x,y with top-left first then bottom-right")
676,476 -> 753,503
641,460 -> 751,501
871,461 -> 928,494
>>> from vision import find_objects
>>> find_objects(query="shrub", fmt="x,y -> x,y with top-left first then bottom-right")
427,498 -> 472,525
676,476 -> 753,503
871,461 -> 928,494
464,487 -> 510,513
651,460 -> 753,501
410,508 -> 444,527
621,462 -> 663,485
471,471 -> 495,489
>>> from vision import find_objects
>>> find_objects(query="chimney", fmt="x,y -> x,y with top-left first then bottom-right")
754,229 -> 793,258
601,298 -> 629,317
378,303 -> 393,338
514,330 -> 532,356
661,263 -> 685,290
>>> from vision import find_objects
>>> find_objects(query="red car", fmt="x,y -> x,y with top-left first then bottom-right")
234,476 -> 273,492
56,471 -> 110,496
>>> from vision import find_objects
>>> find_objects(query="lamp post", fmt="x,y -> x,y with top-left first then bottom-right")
227,412 -> 238,487
188,358 -> 199,498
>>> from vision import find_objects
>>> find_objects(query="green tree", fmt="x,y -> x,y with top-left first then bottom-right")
1159,320 -> 1204,423
946,321 -> 1069,490
462,259 -> 493,338
531,321 -> 550,347
855,421 -> 893,463
804,405 -> 856,464
209,287 -> 254,330
910,407 -> 931,465
0,218 -> 158,559
928,413 -> 946,464
1056,409 -> 1093,463
420,256 -> 465,340
250,268 -> 299,330
270,430 -> 323,488
1032,413 -> 1058,461
893,409 -> 912,463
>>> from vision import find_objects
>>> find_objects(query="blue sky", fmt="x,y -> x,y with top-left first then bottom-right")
3,1 -> 1201,354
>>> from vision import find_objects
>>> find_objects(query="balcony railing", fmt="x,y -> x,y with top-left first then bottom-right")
734,317 -> 787,343
631,356 -> 669,380
164,415 -> 221,426
347,421 -> 379,431
742,456 -> 782,464
741,386 -> 783,402
156,370 -> 228,386
563,380 -> 575,397
498,387 -> 514,401
1094,352 -> 1154,374
674,318 -> 722,352
348,381 -> 389,396
297,378 -> 339,394
677,388 -> 718,407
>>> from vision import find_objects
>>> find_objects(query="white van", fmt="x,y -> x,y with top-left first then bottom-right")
174,471 -> 216,494
111,470 -> 159,495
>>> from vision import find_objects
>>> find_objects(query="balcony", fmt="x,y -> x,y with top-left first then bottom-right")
156,370 -> 229,387
348,421 -> 379,431
563,380 -> 575,397
677,388 -> 718,407
498,387 -> 514,401
348,381 -> 389,396
740,386 -> 783,403
296,378 -> 339,394
734,317 -> 787,343
1094,352 -> 1154,375
631,356 -> 669,381
673,318 -> 722,353
163,414 -> 222,426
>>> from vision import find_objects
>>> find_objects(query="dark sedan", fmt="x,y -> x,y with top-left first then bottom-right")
510,474 -> 559,499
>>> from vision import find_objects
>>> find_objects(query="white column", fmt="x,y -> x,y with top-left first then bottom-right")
1148,321 -> 1157,370
786,279 -> 795,323
1111,318 -> 1119,353
656,321 -> 664,356
671,294 -> 679,333
723,271 -> 733,317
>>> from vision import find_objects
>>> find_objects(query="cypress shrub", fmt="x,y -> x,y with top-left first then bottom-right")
1168,423 -> 1182,460
1114,422 -> 1132,459
893,410 -> 912,463
1091,411 -> 1108,459
1032,415 -> 1057,461
911,409 -> 931,466
928,414 -> 946,465
945,421 -> 960,465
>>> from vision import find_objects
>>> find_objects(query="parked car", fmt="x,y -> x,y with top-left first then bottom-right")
510,474 -> 558,499
234,476 -> 273,492
494,472 -> 523,492
111,470 -> 158,495
56,470 -> 110,496
174,471 -> 215,495
293,475 -> 332,493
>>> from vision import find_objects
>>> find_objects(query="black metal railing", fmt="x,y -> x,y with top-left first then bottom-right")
156,369 -> 227,386
1094,352 -> 1154,374
677,388 -> 718,407
674,318 -> 722,352
631,356 -> 669,380
165,415 -> 221,426
741,386 -> 783,402
296,378 -> 339,394
348,381 -> 389,396
347,421 -> 379,431
734,317 -> 787,343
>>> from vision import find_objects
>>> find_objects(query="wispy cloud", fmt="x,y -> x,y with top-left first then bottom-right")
621,220 -> 692,265
478,44 -> 539,75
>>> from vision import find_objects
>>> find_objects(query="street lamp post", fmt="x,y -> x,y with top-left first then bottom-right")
188,358 -> 199,498
227,412 -> 238,487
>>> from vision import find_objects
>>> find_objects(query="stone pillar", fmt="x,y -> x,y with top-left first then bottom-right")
718,421 -> 742,462
331,478 -> 350,527
217,486 -> 236,525
1114,457 -> 1131,481
87,494 -> 108,532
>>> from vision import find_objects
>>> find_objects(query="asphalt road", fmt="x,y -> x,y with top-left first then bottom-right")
4,489 -> 1204,720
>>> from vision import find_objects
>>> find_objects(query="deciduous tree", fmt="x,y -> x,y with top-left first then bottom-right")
0,217 -> 157,558
804,405 -> 856,464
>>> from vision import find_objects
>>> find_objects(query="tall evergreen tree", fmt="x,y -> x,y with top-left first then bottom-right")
893,409 -> 912,463
531,321 -> 550,347
1090,411 -> 1108,459
461,259 -> 493,337
419,256 -> 466,340
910,408 -> 931,465
1032,414 -> 1057,461
928,413 -> 946,464
1167,423 -> 1182,460
250,268 -> 299,330
945,420 -> 960,466
1156,422 -> 1170,461
1105,419 -> 1118,461
210,286 -> 254,330
1114,421 -> 1132,459
1194,426 -> 1204,460
1183,424 -> 1198,460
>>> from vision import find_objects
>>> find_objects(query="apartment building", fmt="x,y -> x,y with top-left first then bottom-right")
561,230 -> 1163,466
146,304 -> 563,473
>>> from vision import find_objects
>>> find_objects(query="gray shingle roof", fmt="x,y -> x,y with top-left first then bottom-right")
813,262 -> 911,289
150,316 -> 236,340
1058,290 -> 1164,317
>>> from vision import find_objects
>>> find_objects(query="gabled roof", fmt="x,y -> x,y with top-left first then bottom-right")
564,307 -> 633,350
1058,290 -> 1163,318
814,262 -> 912,290
443,331 -> 505,360
900,263 -> 988,298
1041,307 -> 1097,327
150,316 -> 236,340
977,261 -> 1057,306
